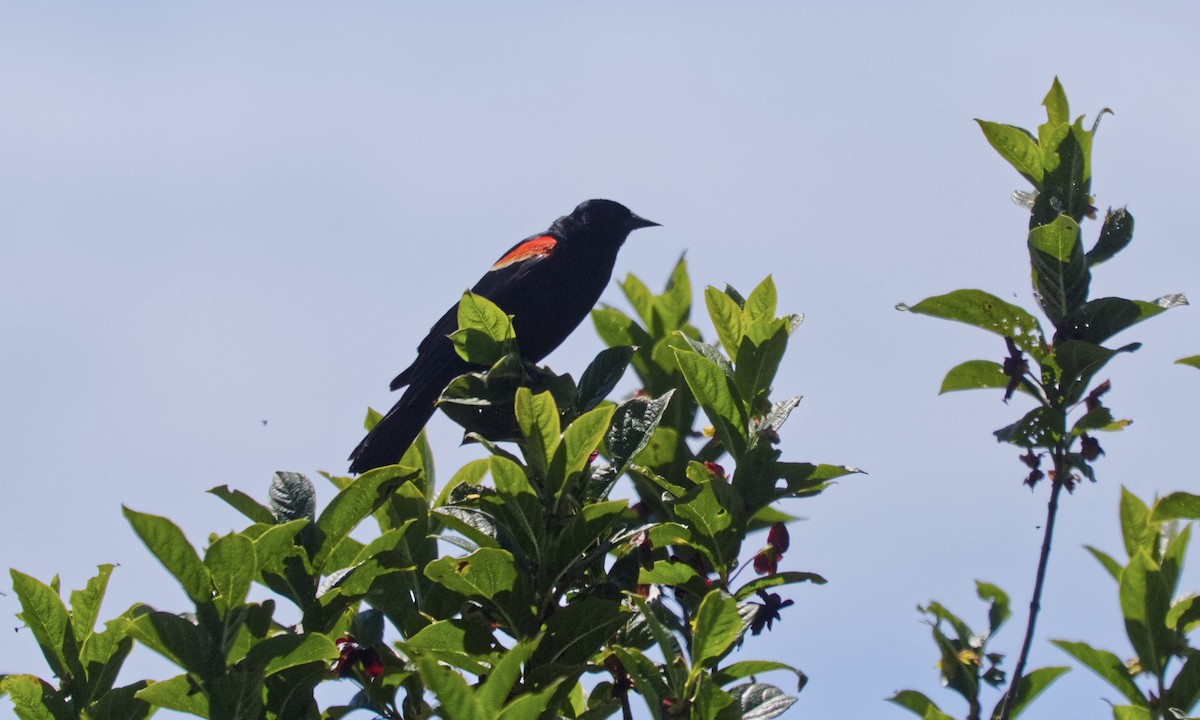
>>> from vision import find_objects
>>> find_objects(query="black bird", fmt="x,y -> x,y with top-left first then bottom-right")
349,199 -> 659,473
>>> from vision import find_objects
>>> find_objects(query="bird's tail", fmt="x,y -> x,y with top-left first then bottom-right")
348,377 -> 443,474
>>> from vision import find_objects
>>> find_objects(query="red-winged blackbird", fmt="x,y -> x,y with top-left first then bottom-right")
349,199 -> 659,474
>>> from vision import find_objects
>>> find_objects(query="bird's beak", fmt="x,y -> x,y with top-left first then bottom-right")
629,213 -> 660,230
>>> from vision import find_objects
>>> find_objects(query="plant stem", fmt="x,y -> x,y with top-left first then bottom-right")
998,455 -> 1067,720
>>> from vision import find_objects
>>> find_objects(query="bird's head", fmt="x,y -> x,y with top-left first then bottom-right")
552,199 -> 659,245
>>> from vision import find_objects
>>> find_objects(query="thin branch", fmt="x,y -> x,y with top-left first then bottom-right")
997,459 -> 1067,720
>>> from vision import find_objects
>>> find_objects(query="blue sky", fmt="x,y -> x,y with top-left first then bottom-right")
2,4 -> 1199,718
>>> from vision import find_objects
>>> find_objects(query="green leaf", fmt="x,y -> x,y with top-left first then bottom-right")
450,291 -> 515,365
134,674 -> 209,717
674,349 -> 748,458
495,682 -> 563,720
208,485 -> 277,525
657,255 -> 693,332
1111,707 -> 1154,720
977,120 -> 1043,185
68,564 -> 114,650
122,508 -> 211,606
1177,356 -> 1200,370
691,591 -> 743,669
888,690 -> 955,720
605,391 -> 674,475
1087,207 -> 1134,267
591,307 -> 652,349
313,464 -> 420,571
976,581 -> 1011,635
1164,650 -> 1200,712
991,666 -> 1070,720
515,388 -> 560,479
402,619 -> 497,675
1085,545 -> 1124,582
415,655 -> 487,720
1028,215 -> 1089,326
1120,487 -> 1155,558
993,406 -> 1061,448
939,360 -> 1028,395
205,533 -> 255,613
901,289 -> 1046,361
1154,493 -> 1200,522
621,274 -> 657,330
734,322 -> 789,410
1058,340 -> 1140,406
744,276 -> 778,322
576,346 -> 635,412
1043,77 -> 1070,127
0,674 -> 72,720
1120,550 -> 1172,678
733,572 -> 826,601
1065,295 -> 1165,346
558,404 -> 615,484
711,661 -> 804,689
425,548 -> 517,600
534,597 -> 627,668
706,286 -> 745,362
245,632 -> 338,676
124,610 -> 206,675
9,571 -> 75,683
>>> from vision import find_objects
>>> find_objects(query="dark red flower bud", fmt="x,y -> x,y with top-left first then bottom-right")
703,461 -> 727,479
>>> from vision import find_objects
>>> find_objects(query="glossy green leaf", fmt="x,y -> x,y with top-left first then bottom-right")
0,674 -> 72,720
887,689 -> 955,720
744,276 -> 778,322
515,388 -> 560,478
1154,493 -> 1200,522
976,581 -> 1011,635
134,674 -> 209,717
621,273 -> 657,330
313,464 -> 419,571
9,571 -> 75,682
733,572 -> 826,601
1120,487 -> 1155,558
607,390 -> 674,474
205,533 -> 255,613
691,590 -> 743,668
977,120 -> 1043,185
901,289 -> 1046,360
1028,215 -> 1089,325
245,632 -> 338,676
124,610 -> 206,675
576,346 -> 635,412
450,291 -> 515,365
711,661 -> 803,689
991,666 -> 1070,720
706,286 -> 745,362
1064,295 -> 1167,346
674,349 -> 748,458
208,485 -> 276,525
425,548 -> 517,600
1087,207 -> 1134,267
122,508 -> 211,606
1085,545 -> 1124,582
657,255 -> 693,332
1177,356 -> 1200,370
417,656 -> 486,720
591,306 -> 652,349
1120,551 -> 1172,678
939,360 -> 1022,395
68,565 -> 114,651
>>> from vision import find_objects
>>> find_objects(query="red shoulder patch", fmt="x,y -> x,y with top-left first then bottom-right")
491,235 -> 557,271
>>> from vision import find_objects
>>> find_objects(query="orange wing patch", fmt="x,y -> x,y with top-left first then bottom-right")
491,235 -> 557,270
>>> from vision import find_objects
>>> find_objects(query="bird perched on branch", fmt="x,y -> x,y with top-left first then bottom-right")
349,199 -> 659,474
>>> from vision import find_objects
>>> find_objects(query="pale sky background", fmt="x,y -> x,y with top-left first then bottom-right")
2,4 -> 1198,719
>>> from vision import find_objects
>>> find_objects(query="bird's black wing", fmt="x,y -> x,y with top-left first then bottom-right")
389,233 -> 559,391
